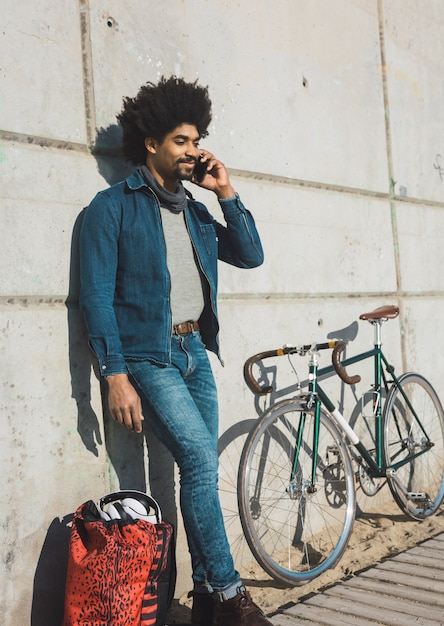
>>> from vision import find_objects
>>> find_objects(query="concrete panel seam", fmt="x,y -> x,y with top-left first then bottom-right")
0,296 -> 67,307
218,292 -> 444,301
228,169 -> 444,208
2,293 -> 444,307
377,0 -> 394,189
0,130 -> 88,154
79,0 -> 97,148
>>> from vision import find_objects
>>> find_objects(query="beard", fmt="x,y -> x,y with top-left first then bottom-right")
174,159 -> 196,181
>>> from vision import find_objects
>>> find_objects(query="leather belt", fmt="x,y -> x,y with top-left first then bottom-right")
172,320 -> 200,336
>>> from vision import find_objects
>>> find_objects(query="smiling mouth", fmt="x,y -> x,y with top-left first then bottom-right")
180,162 -> 196,173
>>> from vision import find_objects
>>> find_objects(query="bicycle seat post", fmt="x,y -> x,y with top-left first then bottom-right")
359,305 -> 399,347
373,319 -> 382,348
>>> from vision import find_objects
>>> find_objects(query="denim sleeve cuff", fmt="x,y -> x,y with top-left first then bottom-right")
99,355 -> 128,377
218,193 -> 245,212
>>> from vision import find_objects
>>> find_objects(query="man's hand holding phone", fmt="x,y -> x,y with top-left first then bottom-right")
192,150 -> 236,199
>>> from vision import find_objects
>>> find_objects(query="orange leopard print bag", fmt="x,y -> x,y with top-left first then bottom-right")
62,492 -> 175,626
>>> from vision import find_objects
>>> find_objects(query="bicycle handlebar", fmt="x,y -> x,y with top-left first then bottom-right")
243,349 -> 283,395
243,341 -> 339,395
331,340 -> 361,385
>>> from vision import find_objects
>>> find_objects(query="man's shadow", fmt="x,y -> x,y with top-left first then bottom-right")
31,126 -> 178,626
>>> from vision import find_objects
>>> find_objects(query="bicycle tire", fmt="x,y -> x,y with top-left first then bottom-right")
383,373 -> 444,520
238,398 -> 356,586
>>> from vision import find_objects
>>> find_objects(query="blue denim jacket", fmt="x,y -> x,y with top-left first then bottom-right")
79,170 -> 264,376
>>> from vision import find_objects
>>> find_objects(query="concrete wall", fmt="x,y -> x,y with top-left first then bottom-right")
1,1 -> 444,623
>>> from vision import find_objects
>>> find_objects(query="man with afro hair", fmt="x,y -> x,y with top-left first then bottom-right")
79,76 -> 270,625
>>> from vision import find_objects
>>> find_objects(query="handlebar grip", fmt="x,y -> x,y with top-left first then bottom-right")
331,341 -> 361,385
243,349 -> 281,395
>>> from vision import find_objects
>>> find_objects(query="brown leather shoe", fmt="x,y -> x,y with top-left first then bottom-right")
190,591 -> 214,626
213,587 -> 272,625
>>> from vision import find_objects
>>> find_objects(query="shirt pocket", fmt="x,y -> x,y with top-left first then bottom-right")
199,223 -> 218,257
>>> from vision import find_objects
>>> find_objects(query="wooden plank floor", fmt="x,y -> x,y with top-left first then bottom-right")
270,534 -> 444,626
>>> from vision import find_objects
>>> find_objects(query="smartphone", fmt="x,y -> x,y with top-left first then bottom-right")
194,155 -> 208,182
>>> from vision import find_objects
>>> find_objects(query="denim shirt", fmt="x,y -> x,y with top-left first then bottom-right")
79,170 -> 264,376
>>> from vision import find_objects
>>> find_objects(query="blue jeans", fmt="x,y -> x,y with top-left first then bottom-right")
126,331 -> 241,594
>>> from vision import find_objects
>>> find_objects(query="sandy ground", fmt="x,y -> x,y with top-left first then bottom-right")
167,500 -> 444,623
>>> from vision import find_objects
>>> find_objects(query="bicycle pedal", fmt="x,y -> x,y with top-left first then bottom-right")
407,492 -> 429,504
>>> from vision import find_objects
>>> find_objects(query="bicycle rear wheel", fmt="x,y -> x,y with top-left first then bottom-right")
383,373 -> 444,520
238,399 -> 356,586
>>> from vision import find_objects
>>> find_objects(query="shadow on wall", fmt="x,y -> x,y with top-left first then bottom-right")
93,124 -> 134,185
30,125 -> 178,626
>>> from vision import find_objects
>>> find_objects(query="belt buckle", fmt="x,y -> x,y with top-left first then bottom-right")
174,321 -> 192,336
175,320 -> 199,336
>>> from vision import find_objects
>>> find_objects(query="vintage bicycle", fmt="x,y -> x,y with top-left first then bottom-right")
238,305 -> 444,586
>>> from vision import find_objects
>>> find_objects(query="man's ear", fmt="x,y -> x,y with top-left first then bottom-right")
144,137 -> 157,154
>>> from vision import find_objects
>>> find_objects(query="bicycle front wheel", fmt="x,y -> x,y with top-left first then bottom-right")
383,373 -> 444,520
238,399 -> 356,586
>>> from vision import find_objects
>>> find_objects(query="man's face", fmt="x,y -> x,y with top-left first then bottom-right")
145,123 -> 201,191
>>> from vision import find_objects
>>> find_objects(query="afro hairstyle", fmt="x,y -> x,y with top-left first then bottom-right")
117,76 -> 212,165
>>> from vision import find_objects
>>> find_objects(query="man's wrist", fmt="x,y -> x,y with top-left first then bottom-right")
105,372 -> 129,384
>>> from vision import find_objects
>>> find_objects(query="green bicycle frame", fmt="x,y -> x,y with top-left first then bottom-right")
291,343 -> 432,487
